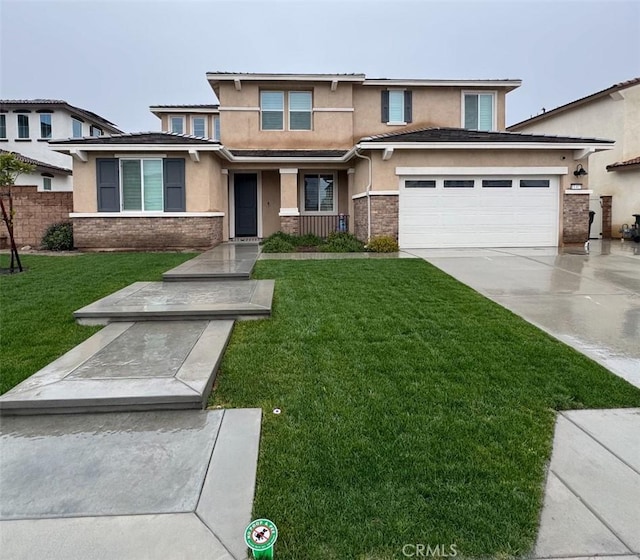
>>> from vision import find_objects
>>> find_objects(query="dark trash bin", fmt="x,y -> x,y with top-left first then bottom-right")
588,210 -> 596,239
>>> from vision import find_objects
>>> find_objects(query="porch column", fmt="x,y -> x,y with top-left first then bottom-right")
221,169 -> 230,241
347,168 -> 355,234
279,168 -> 300,235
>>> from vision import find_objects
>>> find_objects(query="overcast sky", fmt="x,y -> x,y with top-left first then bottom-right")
1,0 -> 639,133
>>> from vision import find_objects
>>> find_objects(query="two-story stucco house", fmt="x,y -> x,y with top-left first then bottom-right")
0,99 -> 122,191
50,73 -> 613,250
508,78 -> 640,238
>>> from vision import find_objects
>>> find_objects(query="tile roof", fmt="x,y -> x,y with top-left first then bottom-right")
359,127 -> 613,144
149,104 -> 220,109
0,149 -> 72,175
230,149 -> 348,158
606,156 -> 640,171
49,132 -> 221,145
508,77 -> 640,130
0,99 -> 121,131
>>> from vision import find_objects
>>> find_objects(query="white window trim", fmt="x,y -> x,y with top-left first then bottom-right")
40,114 -> 52,139
260,91 -> 285,131
288,91 -> 313,131
191,115 -> 208,138
119,157 -> 164,212
387,88 -> 407,126
71,117 -> 83,138
169,115 -> 186,135
461,90 -> 497,131
300,172 -> 338,215
17,114 -> 30,139
90,125 -> 103,137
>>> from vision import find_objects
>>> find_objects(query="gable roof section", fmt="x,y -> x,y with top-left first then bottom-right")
607,156 -> 640,171
0,149 -> 72,175
230,149 -> 348,158
49,132 -> 220,146
508,77 -> 640,130
357,127 -> 613,149
0,99 -> 122,132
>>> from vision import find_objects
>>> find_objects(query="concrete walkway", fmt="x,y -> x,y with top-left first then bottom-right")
0,243 -> 266,559
535,409 -> 640,558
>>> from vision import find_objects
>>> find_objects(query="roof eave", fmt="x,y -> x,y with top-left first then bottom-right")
357,141 -> 614,151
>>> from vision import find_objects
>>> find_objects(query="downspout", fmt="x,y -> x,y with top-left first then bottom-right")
354,148 -> 372,243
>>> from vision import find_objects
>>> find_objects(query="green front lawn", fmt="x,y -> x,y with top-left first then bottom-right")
0,252 -> 195,394
212,259 -> 640,559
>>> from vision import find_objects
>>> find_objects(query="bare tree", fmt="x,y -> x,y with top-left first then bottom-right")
0,152 -> 35,273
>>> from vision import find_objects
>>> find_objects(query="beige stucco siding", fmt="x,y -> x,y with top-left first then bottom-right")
510,83 -> 640,232
367,149 -> 578,190
71,152 -> 220,213
218,82 -> 354,149
261,170 -> 280,237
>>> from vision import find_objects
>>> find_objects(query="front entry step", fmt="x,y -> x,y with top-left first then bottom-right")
0,320 -> 234,415
163,243 -> 260,281
73,280 -> 274,325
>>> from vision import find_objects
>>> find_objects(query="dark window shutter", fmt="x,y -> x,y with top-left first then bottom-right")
381,90 -> 389,123
96,158 -> 120,212
404,91 -> 412,123
163,158 -> 185,212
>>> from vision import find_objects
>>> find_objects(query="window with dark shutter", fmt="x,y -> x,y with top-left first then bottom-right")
96,158 -> 120,212
404,91 -> 412,123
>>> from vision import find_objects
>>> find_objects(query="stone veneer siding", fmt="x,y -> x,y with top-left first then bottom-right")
279,216 -> 300,235
353,195 -> 399,242
562,193 -> 590,243
0,186 -> 73,248
600,195 -> 612,239
73,216 -> 223,250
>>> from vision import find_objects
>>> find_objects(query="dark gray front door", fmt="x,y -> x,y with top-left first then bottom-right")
234,173 -> 258,237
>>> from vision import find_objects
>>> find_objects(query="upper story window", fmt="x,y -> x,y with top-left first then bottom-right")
288,92 -> 312,130
72,117 -> 83,138
43,176 -> 52,191
192,116 -> 207,137
381,90 -> 412,124
170,116 -> 184,134
260,91 -> 313,131
40,114 -> 52,139
90,125 -> 103,137
261,91 -> 284,130
463,92 -> 495,131
17,114 -> 30,138
213,116 -> 220,140
0,115 -> 6,139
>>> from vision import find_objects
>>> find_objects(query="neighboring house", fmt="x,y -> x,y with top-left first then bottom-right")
0,99 -> 122,191
508,78 -> 640,238
50,73 -> 612,250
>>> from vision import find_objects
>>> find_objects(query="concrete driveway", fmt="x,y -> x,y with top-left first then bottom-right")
407,240 -> 640,388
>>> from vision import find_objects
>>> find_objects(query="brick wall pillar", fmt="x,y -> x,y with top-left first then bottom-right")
563,191 -> 590,243
353,194 -> 399,242
600,195 -> 612,239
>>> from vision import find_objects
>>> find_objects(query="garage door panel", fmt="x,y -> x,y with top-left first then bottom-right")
399,175 -> 558,248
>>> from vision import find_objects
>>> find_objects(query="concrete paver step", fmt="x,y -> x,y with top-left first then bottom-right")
163,243 -> 260,281
0,408 -> 262,560
73,279 -> 274,325
0,320 -> 234,415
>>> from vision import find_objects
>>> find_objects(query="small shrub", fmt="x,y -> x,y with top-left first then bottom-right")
319,232 -> 365,253
367,235 -> 399,253
261,237 -> 296,253
41,221 -> 74,251
261,231 -> 296,246
295,233 -> 323,247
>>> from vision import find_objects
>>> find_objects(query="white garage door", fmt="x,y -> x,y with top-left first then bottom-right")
398,176 -> 559,248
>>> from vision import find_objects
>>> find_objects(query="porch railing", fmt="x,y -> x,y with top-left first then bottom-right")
299,214 -> 349,238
